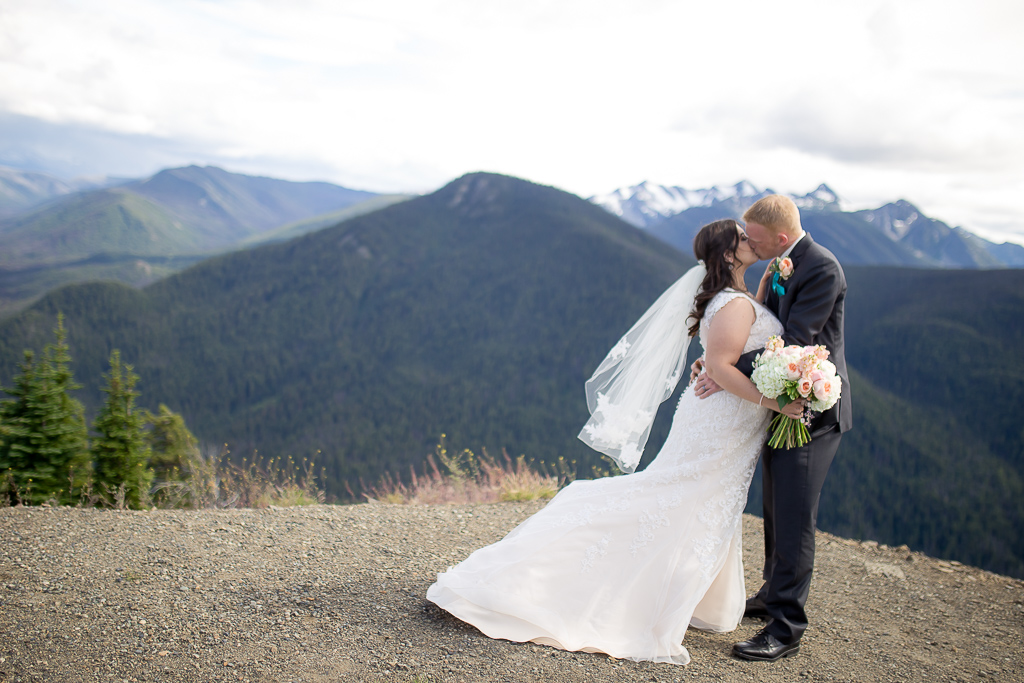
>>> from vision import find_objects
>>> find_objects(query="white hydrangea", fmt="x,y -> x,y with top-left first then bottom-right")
751,355 -> 789,399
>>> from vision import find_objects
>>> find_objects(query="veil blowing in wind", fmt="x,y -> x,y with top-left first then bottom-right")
579,264 -> 706,472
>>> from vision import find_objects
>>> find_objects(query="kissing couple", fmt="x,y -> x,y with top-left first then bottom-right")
427,194 -> 853,665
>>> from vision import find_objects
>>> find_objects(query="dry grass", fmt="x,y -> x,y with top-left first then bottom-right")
360,435 -> 615,505
152,447 -> 325,509
1,448 -> 326,510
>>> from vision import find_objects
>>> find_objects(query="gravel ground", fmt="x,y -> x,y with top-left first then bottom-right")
1,502 -> 1022,682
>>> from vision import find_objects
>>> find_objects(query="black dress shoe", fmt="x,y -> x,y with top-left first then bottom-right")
743,599 -> 771,620
732,628 -> 800,661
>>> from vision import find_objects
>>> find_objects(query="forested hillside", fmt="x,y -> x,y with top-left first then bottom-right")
0,172 -> 688,486
1,172 -> 1022,577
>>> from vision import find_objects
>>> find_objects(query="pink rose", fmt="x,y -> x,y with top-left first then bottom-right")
797,377 -> 814,397
809,369 -> 825,383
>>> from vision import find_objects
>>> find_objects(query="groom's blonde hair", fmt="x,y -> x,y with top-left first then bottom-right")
743,195 -> 802,235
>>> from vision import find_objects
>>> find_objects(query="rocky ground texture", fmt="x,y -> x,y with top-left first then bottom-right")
1,503 -> 1022,682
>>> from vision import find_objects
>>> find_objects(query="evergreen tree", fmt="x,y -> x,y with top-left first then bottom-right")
0,315 -> 90,504
146,404 -> 200,482
92,350 -> 152,508
0,351 -> 39,504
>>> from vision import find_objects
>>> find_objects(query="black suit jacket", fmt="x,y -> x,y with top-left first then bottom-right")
739,234 -> 853,433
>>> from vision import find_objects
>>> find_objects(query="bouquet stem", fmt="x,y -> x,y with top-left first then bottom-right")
767,413 -> 811,450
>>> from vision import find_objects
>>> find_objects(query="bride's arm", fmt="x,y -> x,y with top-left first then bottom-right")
703,299 -> 804,417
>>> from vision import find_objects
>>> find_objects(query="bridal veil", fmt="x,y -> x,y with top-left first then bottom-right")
579,264 -> 706,472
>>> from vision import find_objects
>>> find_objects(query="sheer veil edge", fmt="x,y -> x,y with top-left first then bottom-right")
578,264 -> 706,473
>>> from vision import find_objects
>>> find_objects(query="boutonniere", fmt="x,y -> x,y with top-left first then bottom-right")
768,257 -> 794,296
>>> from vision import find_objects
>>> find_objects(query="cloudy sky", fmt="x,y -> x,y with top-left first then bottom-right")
2,0 -> 1023,243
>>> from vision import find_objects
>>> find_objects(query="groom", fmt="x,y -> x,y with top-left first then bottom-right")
693,194 -> 852,661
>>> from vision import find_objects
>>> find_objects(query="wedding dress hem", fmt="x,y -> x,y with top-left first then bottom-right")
427,585 -> 694,665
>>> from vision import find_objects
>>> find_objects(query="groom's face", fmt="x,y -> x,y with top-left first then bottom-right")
744,221 -> 784,260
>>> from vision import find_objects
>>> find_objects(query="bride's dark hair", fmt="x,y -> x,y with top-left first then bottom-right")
687,219 -> 742,337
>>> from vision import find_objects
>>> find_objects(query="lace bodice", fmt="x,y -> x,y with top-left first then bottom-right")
698,289 -> 783,357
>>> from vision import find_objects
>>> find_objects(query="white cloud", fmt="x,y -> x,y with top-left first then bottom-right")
0,0 -> 1022,242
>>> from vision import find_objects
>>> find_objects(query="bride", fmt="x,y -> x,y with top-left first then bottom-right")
427,219 -> 803,665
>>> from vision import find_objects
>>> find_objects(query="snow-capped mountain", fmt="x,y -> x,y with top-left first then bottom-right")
589,180 -> 840,228
855,200 -> 1024,268
790,184 -> 842,212
587,180 -> 764,228
588,180 -> 756,228
596,180 -> 1024,269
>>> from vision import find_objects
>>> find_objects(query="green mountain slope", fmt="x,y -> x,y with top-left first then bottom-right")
0,254 -> 202,318
843,267 -> 1024,468
0,165 -> 380,265
0,166 -> 385,314
0,167 -> 77,217
124,165 -> 376,245
0,190 -> 193,266
1,173 -> 1021,577
240,194 -> 412,247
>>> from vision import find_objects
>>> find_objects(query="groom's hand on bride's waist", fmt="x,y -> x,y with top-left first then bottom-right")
693,371 -> 724,399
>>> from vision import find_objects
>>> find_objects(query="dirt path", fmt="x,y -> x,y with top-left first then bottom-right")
1,503 -> 1021,682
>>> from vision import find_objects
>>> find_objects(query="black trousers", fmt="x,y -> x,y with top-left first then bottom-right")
750,423 -> 842,643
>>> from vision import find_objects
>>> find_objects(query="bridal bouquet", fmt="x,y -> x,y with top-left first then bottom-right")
751,336 -> 842,449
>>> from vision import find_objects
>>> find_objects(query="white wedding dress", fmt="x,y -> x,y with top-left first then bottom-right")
426,291 -> 784,665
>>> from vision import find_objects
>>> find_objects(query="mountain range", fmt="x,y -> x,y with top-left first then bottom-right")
0,166 -> 126,217
0,172 -> 1021,578
589,180 -> 842,228
0,165 -> 409,314
590,181 -> 1024,269
3,168 -> 1022,319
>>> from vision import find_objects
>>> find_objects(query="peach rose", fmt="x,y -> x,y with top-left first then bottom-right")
778,258 -> 794,278
783,354 -> 802,380
797,376 -> 814,398
813,376 -> 842,403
